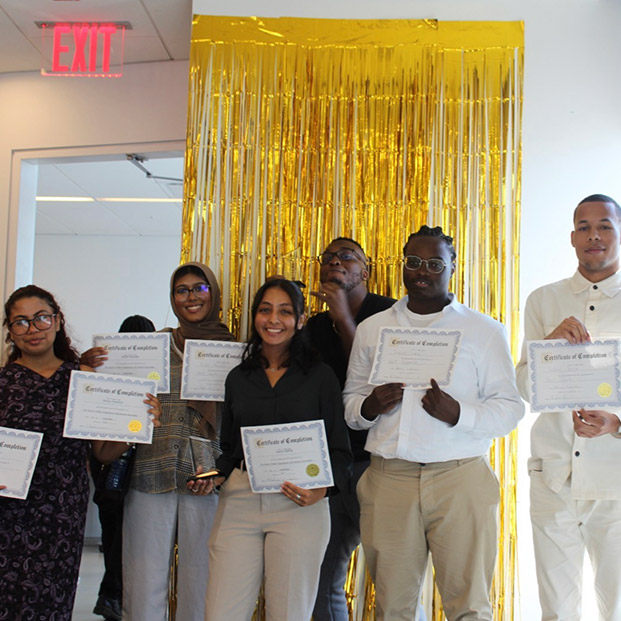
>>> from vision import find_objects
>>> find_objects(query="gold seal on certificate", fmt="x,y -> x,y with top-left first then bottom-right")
598,382 -> 613,397
527,338 -> 621,411
306,463 -> 320,477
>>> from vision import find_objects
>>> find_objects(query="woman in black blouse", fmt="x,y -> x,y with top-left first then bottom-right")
205,278 -> 352,620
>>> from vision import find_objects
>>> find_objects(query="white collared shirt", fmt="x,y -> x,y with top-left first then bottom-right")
516,270 -> 621,500
344,295 -> 524,463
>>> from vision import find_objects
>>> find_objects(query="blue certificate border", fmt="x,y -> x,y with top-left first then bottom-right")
241,420 -> 332,492
370,327 -> 462,387
528,339 -> 621,411
181,340 -> 244,401
93,332 -> 170,393
0,427 -> 43,499
64,371 -> 156,443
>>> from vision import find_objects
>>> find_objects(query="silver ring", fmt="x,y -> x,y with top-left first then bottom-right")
192,488 -> 198,493
296,493 -> 301,500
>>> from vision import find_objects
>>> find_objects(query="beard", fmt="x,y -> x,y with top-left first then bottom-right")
326,271 -> 363,293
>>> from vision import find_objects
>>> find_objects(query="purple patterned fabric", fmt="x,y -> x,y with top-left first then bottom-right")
0,361 -> 89,621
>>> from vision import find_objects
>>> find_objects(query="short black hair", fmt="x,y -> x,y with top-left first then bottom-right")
402,225 -> 457,262
329,236 -> 366,258
324,236 -> 370,274
119,315 -> 156,333
574,194 -> 621,222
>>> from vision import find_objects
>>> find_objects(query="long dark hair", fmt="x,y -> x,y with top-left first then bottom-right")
241,278 -> 318,373
3,285 -> 79,364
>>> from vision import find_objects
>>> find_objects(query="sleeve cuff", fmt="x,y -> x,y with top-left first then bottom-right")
453,402 -> 475,431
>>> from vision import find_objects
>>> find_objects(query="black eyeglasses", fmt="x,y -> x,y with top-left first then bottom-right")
318,249 -> 365,265
173,284 -> 210,300
403,255 -> 448,274
9,313 -> 57,335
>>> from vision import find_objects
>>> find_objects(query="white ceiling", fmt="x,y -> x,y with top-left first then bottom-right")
36,155 -> 184,236
0,0 -> 191,237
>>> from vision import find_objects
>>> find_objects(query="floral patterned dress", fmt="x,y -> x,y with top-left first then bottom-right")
0,360 -> 89,621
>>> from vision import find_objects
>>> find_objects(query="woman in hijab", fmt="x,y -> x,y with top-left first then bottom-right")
83,262 -> 234,621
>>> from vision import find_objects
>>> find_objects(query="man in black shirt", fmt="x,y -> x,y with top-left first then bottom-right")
308,237 -> 395,621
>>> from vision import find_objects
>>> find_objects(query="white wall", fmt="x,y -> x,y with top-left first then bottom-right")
33,235 -> 181,351
0,59 -> 189,299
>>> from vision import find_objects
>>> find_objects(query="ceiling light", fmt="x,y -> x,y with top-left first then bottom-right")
97,198 -> 182,203
36,196 -> 182,203
36,196 -> 94,202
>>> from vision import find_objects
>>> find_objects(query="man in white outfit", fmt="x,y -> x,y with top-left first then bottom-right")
516,194 -> 621,621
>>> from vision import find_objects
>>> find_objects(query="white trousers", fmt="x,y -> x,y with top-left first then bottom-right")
530,471 -> 621,621
123,489 -> 218,621
205,468 -> 330,621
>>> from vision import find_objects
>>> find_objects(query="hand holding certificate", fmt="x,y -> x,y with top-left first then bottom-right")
92,332 -> 170,393
0,426 -> 43,500
241,420 -> 334,493
527,338 -> 621,411
369,327 -> 462,388
63,371 -> 158,444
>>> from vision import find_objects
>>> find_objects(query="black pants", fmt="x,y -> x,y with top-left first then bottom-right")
91,457 -> 125,600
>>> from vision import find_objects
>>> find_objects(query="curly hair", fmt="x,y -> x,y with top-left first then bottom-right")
3,285 -> 79,364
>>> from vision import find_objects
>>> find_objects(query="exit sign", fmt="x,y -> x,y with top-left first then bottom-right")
38,22 -> 128,77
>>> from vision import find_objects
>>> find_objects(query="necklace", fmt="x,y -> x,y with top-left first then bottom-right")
267,363 -> 285,373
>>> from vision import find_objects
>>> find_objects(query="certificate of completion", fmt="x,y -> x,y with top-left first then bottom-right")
369,327 -> 462,388
180,340 -> 245,401
92,332 -> 170,393
241,420 -> 334,493
527,339 -> 621,411
63,371 -> 157,444
0,426 -> 43,500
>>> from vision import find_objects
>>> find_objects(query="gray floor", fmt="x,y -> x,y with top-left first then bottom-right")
73,544 -> 106,621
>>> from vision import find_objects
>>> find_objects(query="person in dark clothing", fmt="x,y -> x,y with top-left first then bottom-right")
307,237 -> 395,621
90,314 -> 156,621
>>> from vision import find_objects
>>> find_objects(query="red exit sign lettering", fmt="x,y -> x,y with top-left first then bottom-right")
40,22 -> 127,77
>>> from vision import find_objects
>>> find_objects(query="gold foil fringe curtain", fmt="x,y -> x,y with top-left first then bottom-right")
184,15 -> 523,621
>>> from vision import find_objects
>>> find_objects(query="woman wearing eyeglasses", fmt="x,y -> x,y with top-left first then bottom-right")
0,285 -> 161,621
83,262 -> 235,621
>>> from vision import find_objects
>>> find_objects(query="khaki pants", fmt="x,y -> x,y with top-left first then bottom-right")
205,468 -> 330,621
358,455 -> 499,621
